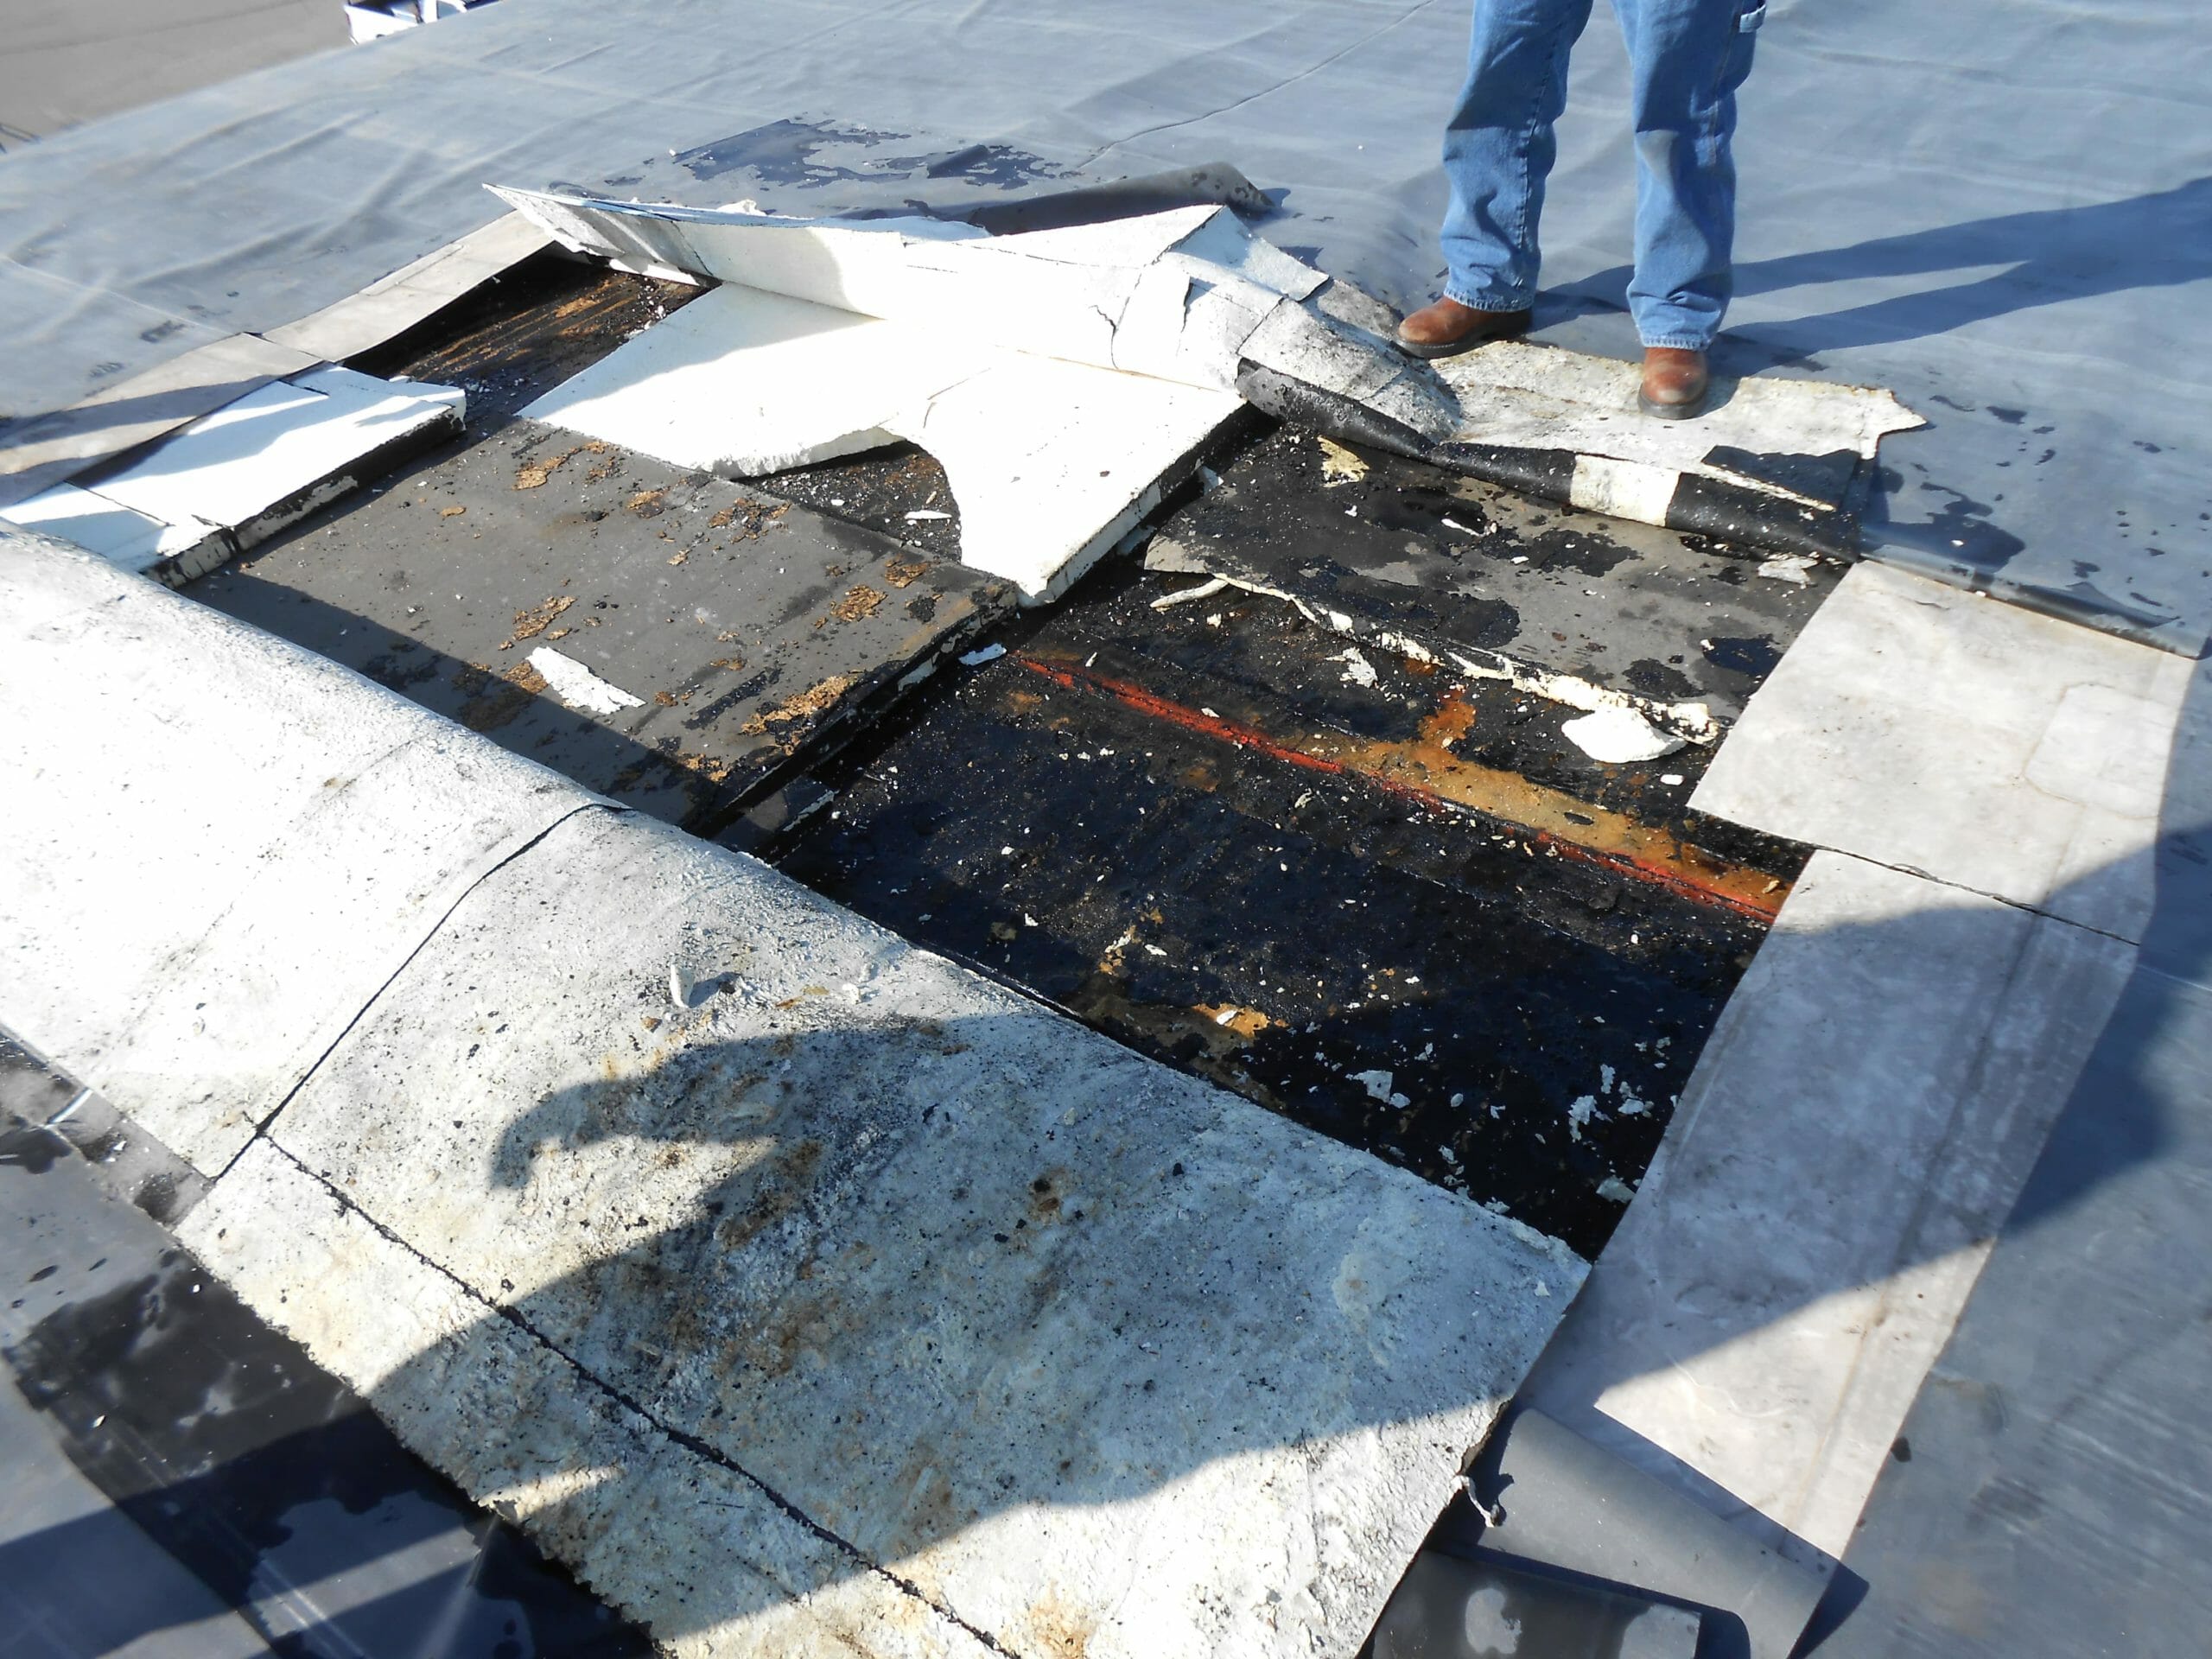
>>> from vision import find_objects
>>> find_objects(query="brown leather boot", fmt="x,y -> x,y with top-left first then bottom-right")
1639,347 -> 1710,419
1394,296 -> 1534,359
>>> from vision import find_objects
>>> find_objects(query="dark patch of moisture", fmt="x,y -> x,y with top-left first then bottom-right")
1915,480 -> 2028,570
1701,636 -> 1783,680
1987,406 -> 2027,425
1624,658 -> 1702,702
923,142 -> 1072,189
671,117 -> 1068,194
674,117 -> 917,184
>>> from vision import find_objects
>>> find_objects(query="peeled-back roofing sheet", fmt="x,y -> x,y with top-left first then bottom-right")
0,0 -> 2205,645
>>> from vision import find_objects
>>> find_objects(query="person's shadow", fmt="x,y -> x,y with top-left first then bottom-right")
1563,175 -> 2212,363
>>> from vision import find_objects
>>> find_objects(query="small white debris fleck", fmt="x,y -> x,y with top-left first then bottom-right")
905,508 -> 952,522
1335,648 -> 1379,689
667,963 -> 686,1011
528,647 -> 645,716
1440,516 -> 1477,534
830,497 -> 847,507
959,643 -> 1007,667
1001,845 -> 1014,855
1150,575 -> 1229,610
1353,1069 -> 1396,1102
1597,1176 -> 1638,1205
1533,1280 -> 1552,1299
1757,553 -> 1818,586
1511,555 -> 1529,563
1661,772 -> 1686,786
1561,706 -> 1685,764
1566,1095 -> 1602,1141
1144,944 -> 1167,957
1023,914 -> 1038,927
1450,1093 -> 1465,1109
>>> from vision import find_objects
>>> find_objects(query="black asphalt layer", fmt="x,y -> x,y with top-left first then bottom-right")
772,561 -> 1799,1259
1148,425 -> 1839,726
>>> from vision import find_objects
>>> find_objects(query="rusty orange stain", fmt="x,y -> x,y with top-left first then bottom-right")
1014,651 -> 1786,924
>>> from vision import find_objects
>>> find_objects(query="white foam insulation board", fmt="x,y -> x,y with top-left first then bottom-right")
0,365 -> 463,584
494,191 -> 1453,440
0,332 -> 324,510
499,193 -> 1420,601
521,283 -> 1240,602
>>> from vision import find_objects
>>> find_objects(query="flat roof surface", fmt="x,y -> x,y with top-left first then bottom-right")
0,0 -> 2207,645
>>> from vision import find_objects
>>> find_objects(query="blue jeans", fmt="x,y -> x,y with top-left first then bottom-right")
1440,0 -> 1764,350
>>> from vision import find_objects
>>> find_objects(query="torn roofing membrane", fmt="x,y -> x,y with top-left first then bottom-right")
492,187 -> 1455,433
501,188 -> 1920,586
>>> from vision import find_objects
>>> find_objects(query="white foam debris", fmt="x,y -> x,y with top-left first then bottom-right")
527,646 -> 645,715
1150,575 -> 1230,610
1661,772 -> 1686,786
1597,1175 -> 1638,1204
1561,705 -> 1687,764
959,643 -> 1007,665
1758,554 -> 1820,586
1336,647 -> 1379,689
1352,1069 -> 1409,1107
1566,1095 -> 1602,1141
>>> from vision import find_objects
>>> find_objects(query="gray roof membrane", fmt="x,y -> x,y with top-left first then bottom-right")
0,0 -> 2205,645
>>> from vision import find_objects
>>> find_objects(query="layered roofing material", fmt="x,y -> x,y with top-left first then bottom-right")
0,366 -> 463,582
0,531 -> 1586,1658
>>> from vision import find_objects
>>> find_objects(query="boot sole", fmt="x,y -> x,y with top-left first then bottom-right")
1638,389 -> 1709,421
1393,315 -> 1533,360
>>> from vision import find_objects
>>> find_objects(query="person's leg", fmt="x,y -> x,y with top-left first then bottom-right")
1439,0 -> 1598,314
1614,0 -> 1763,351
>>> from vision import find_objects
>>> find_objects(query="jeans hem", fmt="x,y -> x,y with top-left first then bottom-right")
1444,283 -> 1532,312
1639,333 -> 1713,351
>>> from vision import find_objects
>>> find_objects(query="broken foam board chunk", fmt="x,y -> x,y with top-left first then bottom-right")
521,281 -> 1239,603
490,187 -> 1355,401
1,365 -> 464,584
881,353 -> 1239,602
0,482 -> 226,583
520,283 -> 960,476
0,333 -> 323,509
